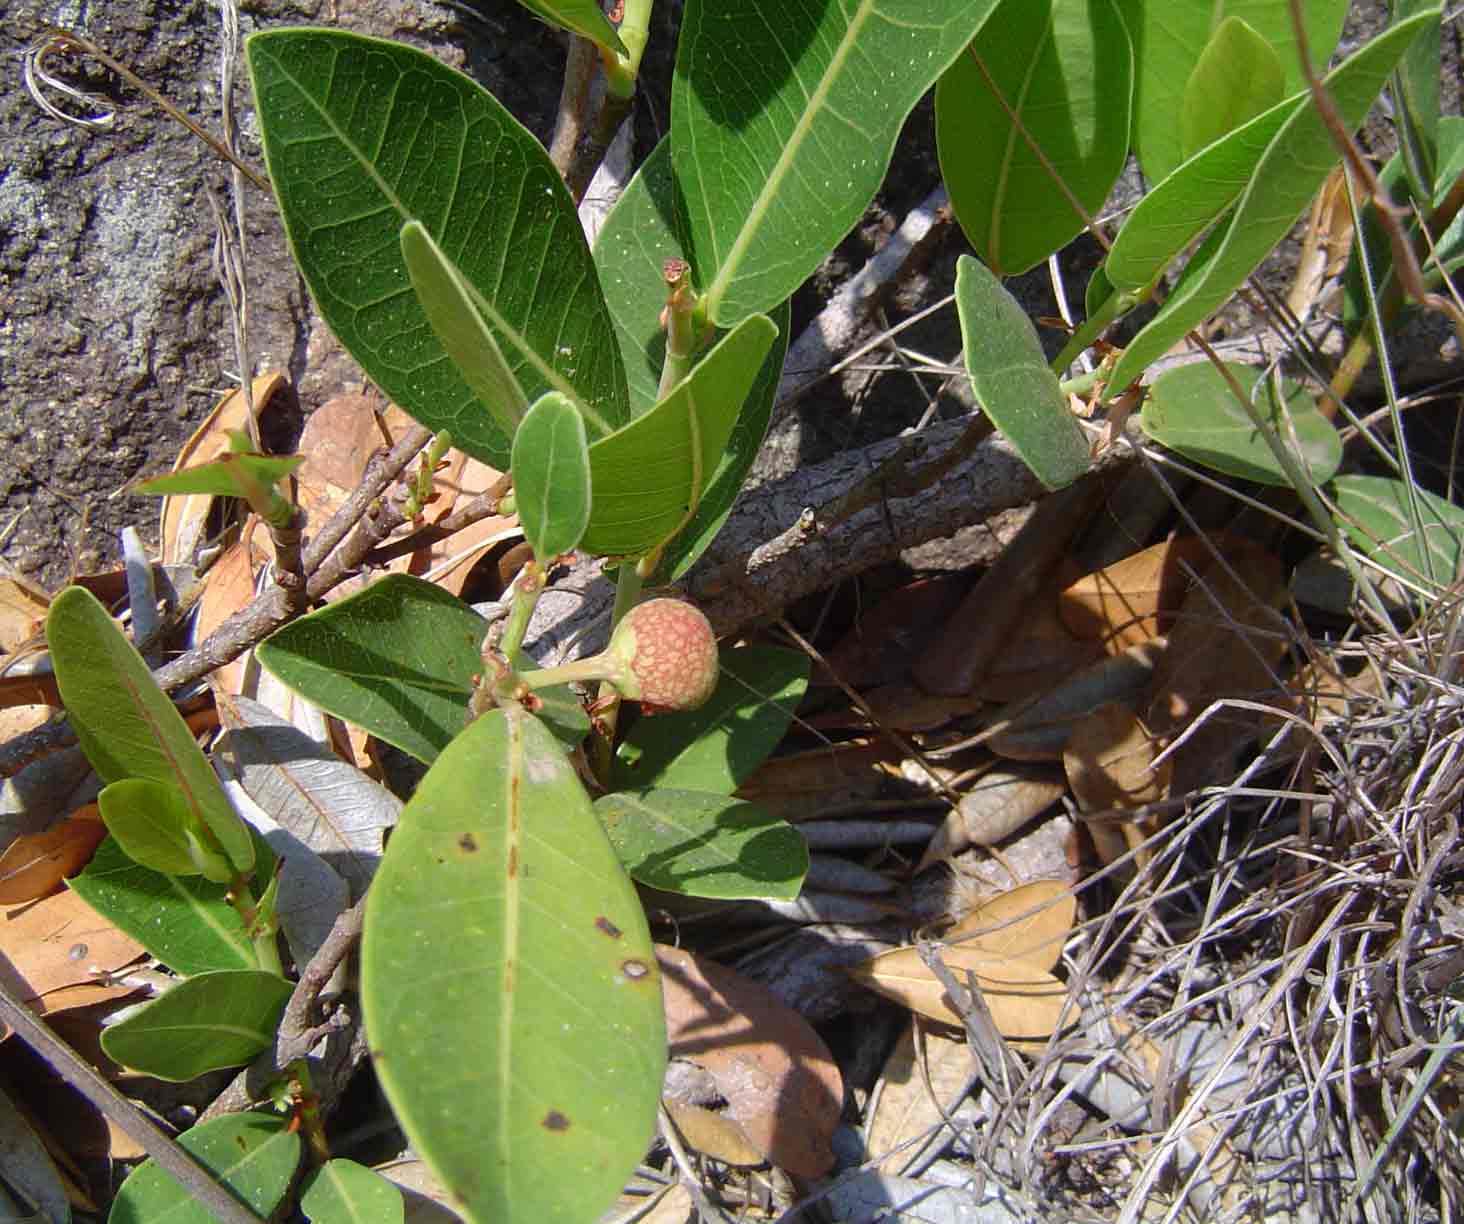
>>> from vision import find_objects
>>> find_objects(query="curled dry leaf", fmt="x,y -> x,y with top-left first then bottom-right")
661,1099 -> 766,1167
1144,549 -> 1288,794
735,741 -> 902,822
0,574 -> 50,654
160,371 -> 294,566
0,806 -> 107,904
989,639 -> 1165,761
917,767 -> 1066,873
0,889 -> 147,1036
819,574 -> 971,690
1057,536 -> 1219,652
657,944 -> 843,1177
1064,703 -> 1169,813
848,881 -> 1075,1044
977,600 -> 1104,703
866,1024 -> 975,1174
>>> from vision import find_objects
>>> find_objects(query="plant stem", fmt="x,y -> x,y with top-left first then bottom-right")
604,0 -> 652,99
588,562 -> 645,783
498,559 -> 546,660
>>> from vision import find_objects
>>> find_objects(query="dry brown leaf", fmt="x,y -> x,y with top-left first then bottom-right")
1145,549 -> 1287,735
1063,703 -> 1170,813
0,808 -> 108,904
811,683 -> 983,734
916,768 -> 1066,873
849,881 -> 1074,1044
160,372 -> 293,565
735,741 -> 901,821
989,638 -> 1165,761
0,575 -> 50,654
847,945 -> 1069,1042
194,538 -> 266,694
946,879 -> 1074,970
661,1099 -> 766,1167
977,600 -> 1104,703
658,944 -> 843,1178
865,1024 -> 973,1174
1058,536 -> 1219,652
819,574 -> 971,690
0,890 -> 146,1036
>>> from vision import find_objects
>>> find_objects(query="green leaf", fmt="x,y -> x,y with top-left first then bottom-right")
1106,11 -> 1439,394
596,790 -> 807,900
361,707 -> 664,1224
256,575 -> 487,764
302,1159 -> 405,1224
1343,116 -> 1464,332
1141,362 -> 1341,487
108,1113 -> 299,1224
70,836 -> 268,975
1389,0 -> 1441,201
1119,0 -> 1348,183
401,220 -> 530,440
133,453 -> 305,498
46,586 -> 254,873
592,137 -> 792,578
674,0 -> 1003,325
512,393 -> 592,562
1180,17 -> 1284,161
613,646 -> 809,793
100,970 -> 292,1081
512,0 -> 627,56
954,254 -> 1089,490
1102,91 -> 1304,294
246,29 -> 628,467
579,314 -> 777,558
96,778 -> 205,877
935,0 -> 1132,277
1332,474 -> 1464,594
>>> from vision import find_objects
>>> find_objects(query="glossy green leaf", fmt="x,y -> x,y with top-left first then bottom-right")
954,254 -> 1089,490
592,137 -> 792,578
1180,17 -> 1283,160
613,646 -> 809,793
361,707 -> 664,1224
70,836 -> 269,976
133,453 -> 305,498
579,314 -> 777,558
658,303 -> 788,582
256,575 -> 487,763
1332,475 -> 1464,593
109,1113 -> 299,1224
101,970 -> 292,1081
1119,0 -> 1348,183
302,1159 -> 405,1224
512,0 -> 626,56
512,393 -> 592,562
596,790 -> 807,900
674,0 -> 1002,325
97,778 -> 205,877
1106,11 -> 1438,393
1141,362 -> 1341,487
401,220 -> 530,439
246,29 -> 628,467
1102,91 -> 1303,294
936,0 -> 1132,277
46,586 -> 253,873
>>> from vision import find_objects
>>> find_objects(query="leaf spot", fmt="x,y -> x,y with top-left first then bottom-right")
506,846 -> 518,878
621,958 -> 649,980
595,916 -> 623,939
458,832 -> 478,853
541,1110 -> 571,1131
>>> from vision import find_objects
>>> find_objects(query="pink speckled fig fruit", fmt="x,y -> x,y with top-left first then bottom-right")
605,598 -> 719,713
